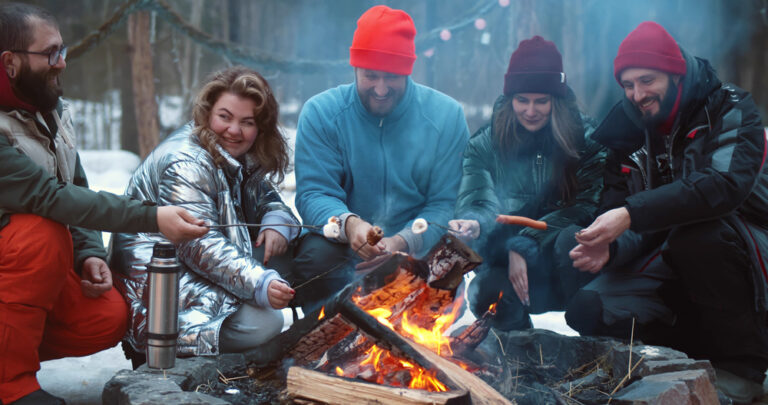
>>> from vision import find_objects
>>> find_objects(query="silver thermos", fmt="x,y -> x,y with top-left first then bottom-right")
146,242 -> 181,369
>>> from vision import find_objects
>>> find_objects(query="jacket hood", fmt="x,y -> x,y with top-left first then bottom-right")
593,48 -> 721,153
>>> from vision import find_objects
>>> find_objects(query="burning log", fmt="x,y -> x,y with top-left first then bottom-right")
289,313 -> 355,365
452,294 -> 502,356
286,366 -> 469,405
426,235 -> 482,290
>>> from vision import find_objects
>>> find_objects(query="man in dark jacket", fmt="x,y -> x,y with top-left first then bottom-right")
0,3 -> 207,404
564,21 -> 768,403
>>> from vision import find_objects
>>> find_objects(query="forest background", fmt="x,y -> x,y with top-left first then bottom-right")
14,0 -> 768,157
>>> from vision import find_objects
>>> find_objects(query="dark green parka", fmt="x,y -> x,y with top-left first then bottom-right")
455,95 -> 606,264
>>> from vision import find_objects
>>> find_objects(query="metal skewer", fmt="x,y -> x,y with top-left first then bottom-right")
207,223 -> 321,230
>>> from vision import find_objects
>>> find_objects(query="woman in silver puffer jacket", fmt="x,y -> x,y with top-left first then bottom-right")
110,67 -> 297,359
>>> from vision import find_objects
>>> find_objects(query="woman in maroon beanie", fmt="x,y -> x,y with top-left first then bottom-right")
450,36 -> 606,331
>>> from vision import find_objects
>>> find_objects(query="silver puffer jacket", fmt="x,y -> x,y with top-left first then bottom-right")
110,123 -> 297,356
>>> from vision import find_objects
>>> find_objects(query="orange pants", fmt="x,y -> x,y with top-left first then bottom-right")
0,214 -> 128,404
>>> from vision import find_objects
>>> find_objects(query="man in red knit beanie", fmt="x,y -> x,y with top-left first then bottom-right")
564,21 -> 768,403
291,5 -> 469,311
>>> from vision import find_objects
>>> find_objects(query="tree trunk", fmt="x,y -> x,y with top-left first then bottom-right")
128,11 -> 159,159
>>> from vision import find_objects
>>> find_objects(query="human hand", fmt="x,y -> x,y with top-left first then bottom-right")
449,219 -> 480,242
574,207 -> 631,247
380,235 -> 407,253
256,229 -> 287,266
345,216 -> 384,260
569,242 -> 610,273
267,280 -> 295,309
507,251 -> 529,306
157,206 -> 208,244
80,257 -> 113,298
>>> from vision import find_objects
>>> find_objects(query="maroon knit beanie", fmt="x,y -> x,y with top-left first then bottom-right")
349,5 -> 417,76
614,21 -> 686,83
503,36 -> 566,97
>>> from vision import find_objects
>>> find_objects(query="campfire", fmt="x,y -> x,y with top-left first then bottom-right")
247,234 -> 512,404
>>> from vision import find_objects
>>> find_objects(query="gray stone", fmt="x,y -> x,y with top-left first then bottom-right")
613,378 -> 692,405
102,369 -> 175,405
610,344 -> 688,377
118,378 -> 183,405
643,369 -> 719,405
216,353 -> 246,374
136,357 -> 219,391
636,359 -> 716,382
127,389 -> 231,405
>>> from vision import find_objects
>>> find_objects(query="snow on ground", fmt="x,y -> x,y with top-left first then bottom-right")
38,148 -> 574,404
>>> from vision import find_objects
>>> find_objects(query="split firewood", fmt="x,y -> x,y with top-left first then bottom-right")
286,366 -> 469,405
289,314 -> 355,365
451,311 -> 494,356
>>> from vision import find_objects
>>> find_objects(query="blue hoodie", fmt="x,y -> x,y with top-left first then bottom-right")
295,77 -> 469,256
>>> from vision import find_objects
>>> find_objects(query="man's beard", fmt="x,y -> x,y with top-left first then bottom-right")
638,80 -> 678,128
13,63 -> 63,112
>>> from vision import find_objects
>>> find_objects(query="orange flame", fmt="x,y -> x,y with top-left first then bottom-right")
317,306 -> 325,320
335,366 -> 344,376
488,291 -> 503,314
352,345 -> 447,392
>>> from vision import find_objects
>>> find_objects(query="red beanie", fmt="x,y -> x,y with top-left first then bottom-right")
349,5 -> 417,76
614,21 -> 686,83
503,36 -> 566,97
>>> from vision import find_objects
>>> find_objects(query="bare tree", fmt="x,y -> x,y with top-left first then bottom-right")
128,10 -> 160,158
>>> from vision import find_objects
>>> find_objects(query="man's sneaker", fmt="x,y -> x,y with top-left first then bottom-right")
714,368 -> 764,404
8,389 -> 66,405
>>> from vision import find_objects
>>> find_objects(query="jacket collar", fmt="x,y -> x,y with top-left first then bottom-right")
353,76 -> 415,126
0,71 -> 37,113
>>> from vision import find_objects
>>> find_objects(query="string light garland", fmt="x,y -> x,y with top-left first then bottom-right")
68,0 -> 505,73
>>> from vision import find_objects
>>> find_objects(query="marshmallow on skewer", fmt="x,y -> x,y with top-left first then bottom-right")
411,218 -> 428,234
323,222 -> 341,239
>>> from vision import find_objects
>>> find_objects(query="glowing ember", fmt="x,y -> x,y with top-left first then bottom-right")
317,306 -> 325,320
331,344 -> 448,392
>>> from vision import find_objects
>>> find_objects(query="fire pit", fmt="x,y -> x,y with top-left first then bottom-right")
244,234 -> 512,404
103,235 -> 724,405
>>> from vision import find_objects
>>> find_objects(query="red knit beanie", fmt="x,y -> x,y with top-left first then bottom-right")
349,5 -> 417,76
503,36 -> 566,97
614,21 -> 686,83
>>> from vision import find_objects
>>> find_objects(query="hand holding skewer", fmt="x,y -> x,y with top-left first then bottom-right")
293,222 -> 385,291
345,217 -> 386,260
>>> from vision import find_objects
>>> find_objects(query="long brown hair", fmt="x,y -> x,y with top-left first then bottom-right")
492,87 -> 584,202
193,66 -> 289,183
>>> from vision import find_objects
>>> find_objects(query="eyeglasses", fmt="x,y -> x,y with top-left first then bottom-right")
7,46 -> 67,66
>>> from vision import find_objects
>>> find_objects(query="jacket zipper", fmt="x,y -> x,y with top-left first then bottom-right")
628,151 -> 648,190
535,152 -> 544,194
379,118 -> 388,214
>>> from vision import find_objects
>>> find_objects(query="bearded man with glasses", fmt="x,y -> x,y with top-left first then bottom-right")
0,3 -> 210,404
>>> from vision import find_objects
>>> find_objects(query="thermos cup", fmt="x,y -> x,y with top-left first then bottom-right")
146,242 -> 181,369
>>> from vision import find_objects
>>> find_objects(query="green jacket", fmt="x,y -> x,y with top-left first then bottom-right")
0,102 -> 158,274
455,96 -> 605,263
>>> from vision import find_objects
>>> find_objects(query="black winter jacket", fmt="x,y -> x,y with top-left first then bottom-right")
594,49 -> 768,310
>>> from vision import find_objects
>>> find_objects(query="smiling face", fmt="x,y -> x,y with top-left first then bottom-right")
619,67 -> 675,123
355,68 -> 407,117
9,17 -> 66,111
511,93 -> 552,132
208,92 -> 258,159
